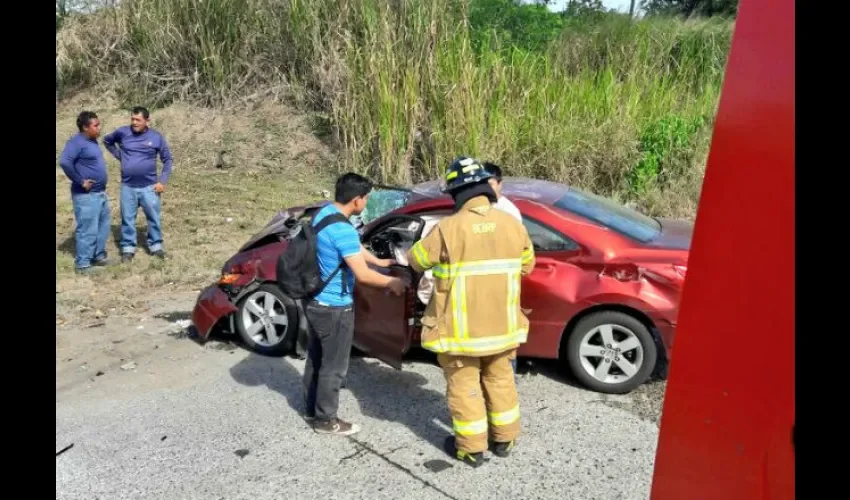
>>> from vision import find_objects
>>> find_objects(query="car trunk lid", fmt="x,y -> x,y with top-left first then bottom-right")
646,218 -> 694,251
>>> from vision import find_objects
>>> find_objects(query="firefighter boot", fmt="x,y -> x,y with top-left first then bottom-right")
490,440 -> 516,458
457,450 -> 486,468
444,436 -> 487,468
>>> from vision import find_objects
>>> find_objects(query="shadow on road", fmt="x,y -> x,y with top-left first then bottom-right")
514,357 -> 590,390
228,350 -> 453,453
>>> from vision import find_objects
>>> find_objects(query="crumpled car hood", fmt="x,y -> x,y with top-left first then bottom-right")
237,200 -> 330,252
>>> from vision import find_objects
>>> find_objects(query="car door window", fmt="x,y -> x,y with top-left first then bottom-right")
523,217 -> 579,252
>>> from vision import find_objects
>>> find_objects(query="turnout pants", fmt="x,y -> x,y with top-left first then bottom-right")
438,349 -> 520,454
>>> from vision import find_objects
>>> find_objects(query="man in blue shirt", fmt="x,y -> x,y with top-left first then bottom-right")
303,173 -> 408,436
58,111 -> 112,274
103,106 -> 174,262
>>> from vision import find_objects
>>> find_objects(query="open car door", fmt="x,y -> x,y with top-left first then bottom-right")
353,215 -> 425,369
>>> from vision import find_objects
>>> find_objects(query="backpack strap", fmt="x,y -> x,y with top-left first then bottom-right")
312,211 -> 351,233
311,211 -> 354,295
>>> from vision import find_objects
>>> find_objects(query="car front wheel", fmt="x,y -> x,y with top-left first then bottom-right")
234,283 -> 297,356
565,310 -> 657,394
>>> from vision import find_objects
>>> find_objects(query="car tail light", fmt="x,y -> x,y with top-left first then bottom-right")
641,263 -> 688,285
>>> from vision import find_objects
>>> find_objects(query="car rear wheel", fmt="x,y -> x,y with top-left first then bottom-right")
234,283 -> 298,356
565,310 -> 657,394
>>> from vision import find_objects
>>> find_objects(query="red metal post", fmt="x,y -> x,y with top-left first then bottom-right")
649,0 -> 795,498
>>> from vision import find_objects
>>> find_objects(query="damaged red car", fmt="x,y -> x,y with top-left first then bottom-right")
191,178 -> 691,394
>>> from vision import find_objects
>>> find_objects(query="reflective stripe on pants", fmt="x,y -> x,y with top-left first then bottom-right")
438,349 -> 520,453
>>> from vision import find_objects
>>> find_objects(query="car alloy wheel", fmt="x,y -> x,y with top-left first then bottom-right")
239,290 -> 289,347
565,310 -> 658,394
578,324 -> 644,385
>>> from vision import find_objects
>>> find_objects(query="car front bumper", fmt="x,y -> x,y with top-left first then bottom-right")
191,284 -> 238,341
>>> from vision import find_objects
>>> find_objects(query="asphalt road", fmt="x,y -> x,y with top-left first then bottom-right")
56,334 -> 665,500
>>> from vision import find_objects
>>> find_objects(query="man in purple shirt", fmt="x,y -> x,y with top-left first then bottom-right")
103,106 -> 174,262
58,111 -> 112,274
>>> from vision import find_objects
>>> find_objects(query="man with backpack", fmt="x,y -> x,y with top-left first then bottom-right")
278,172 -> 407,437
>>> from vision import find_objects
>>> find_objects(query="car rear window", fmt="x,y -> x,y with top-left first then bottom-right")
553,187 -> 661,243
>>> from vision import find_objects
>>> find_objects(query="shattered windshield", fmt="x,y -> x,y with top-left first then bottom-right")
351,189 -> 413,227
554,187 -> 661,243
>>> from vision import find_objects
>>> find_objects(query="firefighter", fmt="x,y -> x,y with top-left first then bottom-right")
406,156 -> 535,467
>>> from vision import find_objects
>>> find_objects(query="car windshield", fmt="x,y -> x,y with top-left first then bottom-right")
354,189 -> 413,226
553,187 -> 661,243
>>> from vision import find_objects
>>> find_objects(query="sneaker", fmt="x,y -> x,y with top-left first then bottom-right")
312,418 -> 360,436
93,258 -> 111,266
490,440 -> 516,458
151,250 -> 166,259
121,253 -> 134,263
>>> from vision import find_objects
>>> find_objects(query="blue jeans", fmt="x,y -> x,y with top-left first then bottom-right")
72,191 -> 111,269
120,184 -> 163,254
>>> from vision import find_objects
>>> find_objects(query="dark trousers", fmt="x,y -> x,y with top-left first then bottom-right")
302,301 -> 355,421
294,301 -> 310,359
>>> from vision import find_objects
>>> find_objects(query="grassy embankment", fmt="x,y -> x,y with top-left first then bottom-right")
55,0 -> 732,320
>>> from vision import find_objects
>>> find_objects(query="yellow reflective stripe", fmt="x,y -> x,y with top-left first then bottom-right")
446,170 -> 458,180
432,258 -> 522,279
521,248 -> 534,265
453,418 -> 488,436
452,276 -> 469,339
488,405 -> 520,426
507,271 -> 518,335
422,329 -> 528,354
411,241 -> 431,269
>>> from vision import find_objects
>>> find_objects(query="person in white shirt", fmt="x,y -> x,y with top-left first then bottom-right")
483,162 -> 522,222
483,162 -> 524,378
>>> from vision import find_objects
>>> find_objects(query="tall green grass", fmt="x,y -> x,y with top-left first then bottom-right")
56,0 -> 733,217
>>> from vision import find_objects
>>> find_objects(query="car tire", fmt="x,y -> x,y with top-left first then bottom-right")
565,310 -> 657,394
234,283 -> 298,357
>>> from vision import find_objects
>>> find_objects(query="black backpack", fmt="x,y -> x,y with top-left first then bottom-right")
276,212 -> 352,300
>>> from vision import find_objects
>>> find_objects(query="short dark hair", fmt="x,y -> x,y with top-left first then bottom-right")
76,111 -> 98,132
334,172 -> 373,204
132,106 -> 150,119
484,162 -> 502,181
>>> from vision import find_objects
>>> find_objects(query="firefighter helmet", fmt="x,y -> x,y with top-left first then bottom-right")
442,156 -> 493,193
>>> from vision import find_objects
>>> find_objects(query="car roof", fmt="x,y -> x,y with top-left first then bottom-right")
409,176 -> 568,205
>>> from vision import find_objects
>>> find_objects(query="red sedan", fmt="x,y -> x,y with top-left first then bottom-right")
191,177 -> 691,394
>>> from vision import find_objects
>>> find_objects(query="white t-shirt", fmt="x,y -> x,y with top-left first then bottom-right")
494,196 -> 522,221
